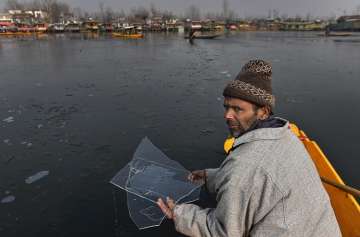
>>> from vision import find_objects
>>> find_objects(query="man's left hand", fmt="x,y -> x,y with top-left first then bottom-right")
157,197 -> 176,220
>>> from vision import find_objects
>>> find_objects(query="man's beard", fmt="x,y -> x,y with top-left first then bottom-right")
227,116 -> 259,138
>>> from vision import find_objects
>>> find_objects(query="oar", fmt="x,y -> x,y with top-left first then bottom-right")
321,177 -> 360,198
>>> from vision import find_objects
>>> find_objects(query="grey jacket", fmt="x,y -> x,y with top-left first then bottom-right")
174,118 -> 341,237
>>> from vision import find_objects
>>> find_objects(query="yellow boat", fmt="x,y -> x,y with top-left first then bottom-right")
112,32 -> 144,39
0,32 -> 45,37
224,124 -> 360,237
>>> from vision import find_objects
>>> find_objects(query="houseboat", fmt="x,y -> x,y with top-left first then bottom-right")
82,21 -> 99,32
34,23 -> 48,33
65,22 -> 81,33
48,23 -> 65,33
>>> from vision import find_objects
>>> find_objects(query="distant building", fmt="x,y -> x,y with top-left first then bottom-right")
191,21 -> 202,30
148,16 -> 164,31
5,10 -> 48,24
330,15 -> 360,31
26,10 -> 48,20
8,10 -> 22,15
0,13 -> 13,23
0,13 -> 15,30
11,12 -> 34,24
280,21 -> 325,31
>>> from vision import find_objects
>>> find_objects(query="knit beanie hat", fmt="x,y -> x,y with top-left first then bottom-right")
223,59 -> 275,108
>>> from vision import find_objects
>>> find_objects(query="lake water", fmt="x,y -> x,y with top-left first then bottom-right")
0,32 -> 359,236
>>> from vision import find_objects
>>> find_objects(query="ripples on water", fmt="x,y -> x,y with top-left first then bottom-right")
0,32 -> 359,236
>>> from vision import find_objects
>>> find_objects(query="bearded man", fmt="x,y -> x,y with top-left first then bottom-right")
157,59 -> 341,237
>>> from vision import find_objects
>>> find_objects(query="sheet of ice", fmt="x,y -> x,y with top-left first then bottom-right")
25,171 -> 49,184
2,116 -> 14,123
127,186 -> 201,229
126,158 -> 197,203
1,195 -> 15,204
110,137 -> 203,229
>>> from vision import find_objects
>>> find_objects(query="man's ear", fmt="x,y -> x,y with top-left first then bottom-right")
257,106 -> 271,120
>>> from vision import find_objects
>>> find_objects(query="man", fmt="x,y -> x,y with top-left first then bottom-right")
157,60 -> 341,236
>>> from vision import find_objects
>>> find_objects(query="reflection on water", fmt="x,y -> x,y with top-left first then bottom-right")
0,32 -> 359,237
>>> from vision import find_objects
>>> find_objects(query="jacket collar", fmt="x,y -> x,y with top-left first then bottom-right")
232,117 -> 289,148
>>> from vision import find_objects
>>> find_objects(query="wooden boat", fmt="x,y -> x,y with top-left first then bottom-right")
224,124 -> 360,236
0,32 -> 44,37
317,32 -> 353,37
333,39 -> 360,43
112,32 -> 144,39
184,33 -> 221,39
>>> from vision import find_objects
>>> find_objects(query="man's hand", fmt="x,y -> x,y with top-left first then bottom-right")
157,197 -> 176,220
188,170 -> 207,184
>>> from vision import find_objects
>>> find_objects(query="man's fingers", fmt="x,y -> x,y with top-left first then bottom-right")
166,197 -> 175,209
187,173 -> 193,181
157,198 -> 172,219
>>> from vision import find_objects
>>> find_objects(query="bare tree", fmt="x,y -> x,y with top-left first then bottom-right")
4,0 -> 24,10
83,11 -> 90,20
98,1 -> 105,22
150,2 -> 158,17
40,0 -> 54,22
162,10 -> 174,21
72,7 -> 83,20
104,7 -> 114,23
130,6 -> 149,22
306,12 -> 312,22
222,0 -> 229,20
272,9 -> 279,19
23,0 -> 39,10
39,0 -> 70,23
118,9 -> 125,18
228,9 -> 237,21
185,4 -> 201,20
281,13 -> 288,21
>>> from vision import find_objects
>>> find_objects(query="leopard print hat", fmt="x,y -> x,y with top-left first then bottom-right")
223,59 -> 275,108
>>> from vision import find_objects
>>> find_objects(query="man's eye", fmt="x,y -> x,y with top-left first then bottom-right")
234,107 -> 242,112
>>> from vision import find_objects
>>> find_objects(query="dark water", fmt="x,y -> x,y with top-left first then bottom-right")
0,32 -> 359,236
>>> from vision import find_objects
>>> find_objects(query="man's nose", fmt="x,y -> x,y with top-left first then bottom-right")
224,110 -> 234,120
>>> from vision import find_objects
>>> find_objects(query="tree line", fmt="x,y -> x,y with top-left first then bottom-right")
3,0 -> 242,23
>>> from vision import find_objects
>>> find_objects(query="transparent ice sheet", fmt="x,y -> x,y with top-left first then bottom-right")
110,137 -> 203,229
127,187 -> 201,229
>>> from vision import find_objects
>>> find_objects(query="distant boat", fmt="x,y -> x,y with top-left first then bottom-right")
0,32 -> 45,37
184,33 -> 221,39
318,32 -> 353,37
112,32 -> 144,39
333,39 -> 360,43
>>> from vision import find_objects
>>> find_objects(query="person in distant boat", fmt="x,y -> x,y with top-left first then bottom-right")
325,25 -> 330,36
157,59 -> 341,237
189,29 -> 195,39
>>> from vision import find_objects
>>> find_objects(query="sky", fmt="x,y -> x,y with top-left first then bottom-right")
1,0 -> 360,18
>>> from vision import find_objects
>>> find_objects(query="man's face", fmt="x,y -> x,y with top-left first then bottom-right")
223,97 -> 259,137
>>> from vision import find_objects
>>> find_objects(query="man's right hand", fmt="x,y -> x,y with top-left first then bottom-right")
188,170 -> 207,184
